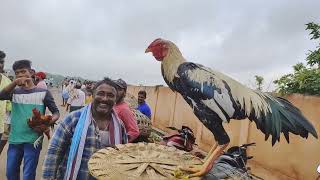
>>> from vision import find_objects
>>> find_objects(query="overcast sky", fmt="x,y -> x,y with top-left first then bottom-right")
0,0 -> 319,90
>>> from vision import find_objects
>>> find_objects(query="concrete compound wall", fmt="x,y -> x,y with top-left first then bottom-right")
127,86 -> 320,180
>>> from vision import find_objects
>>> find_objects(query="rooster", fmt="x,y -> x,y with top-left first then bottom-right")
28,108 -> 53,148
145,38 -> 318,177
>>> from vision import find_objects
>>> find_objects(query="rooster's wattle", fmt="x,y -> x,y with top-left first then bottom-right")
145,38 -> 318,177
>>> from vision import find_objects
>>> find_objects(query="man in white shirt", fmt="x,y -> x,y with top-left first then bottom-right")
66,82 -> 85,112
35,71 -> 48,89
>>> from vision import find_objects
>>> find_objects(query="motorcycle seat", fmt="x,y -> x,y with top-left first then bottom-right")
216,155 -> 243,169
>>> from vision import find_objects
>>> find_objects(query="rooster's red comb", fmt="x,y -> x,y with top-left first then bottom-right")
148,38 -> 166,46
32,108 -> 40,113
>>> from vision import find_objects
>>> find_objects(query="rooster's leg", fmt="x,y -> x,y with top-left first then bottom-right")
180,143 -> 228,177
203,143 -> 217,162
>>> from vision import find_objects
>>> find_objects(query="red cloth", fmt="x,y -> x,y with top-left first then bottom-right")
35,71 -> 46,79
114,102 -> 140,142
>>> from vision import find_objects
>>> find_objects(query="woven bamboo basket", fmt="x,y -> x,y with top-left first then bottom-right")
88,143 -> 203,180
133,109 -> 152,137
124,93 -> 139,109
125,93 -> 152,137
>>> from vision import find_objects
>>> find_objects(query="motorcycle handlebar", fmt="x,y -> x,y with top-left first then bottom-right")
240,142 -> 256,148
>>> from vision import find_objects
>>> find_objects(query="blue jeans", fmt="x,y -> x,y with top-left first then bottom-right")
6,144 -> 41,180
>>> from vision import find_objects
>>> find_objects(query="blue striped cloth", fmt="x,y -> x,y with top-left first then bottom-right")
65,104 -> 91,180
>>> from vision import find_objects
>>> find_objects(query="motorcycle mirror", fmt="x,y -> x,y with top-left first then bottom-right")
247,156 -> 253,160
241,142 -> 256,148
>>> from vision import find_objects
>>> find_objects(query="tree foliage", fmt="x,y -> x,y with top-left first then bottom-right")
274,22 -> 320,95
254,75 -> 264,91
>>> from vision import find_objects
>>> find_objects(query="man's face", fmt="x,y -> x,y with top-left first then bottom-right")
138,94 -> 146,104
86,83 -> 92,90
116,88 -> 126,104
14,68 -> 33,79
92,83 -> 117,116
35,77 -> 40,84
35,76 -> 43,81
0,59 -> 4,73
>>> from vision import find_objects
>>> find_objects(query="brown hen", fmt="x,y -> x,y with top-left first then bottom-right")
27,108 -> 52,139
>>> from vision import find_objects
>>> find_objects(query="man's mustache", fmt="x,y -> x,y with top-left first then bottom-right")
99,100 -> 114,107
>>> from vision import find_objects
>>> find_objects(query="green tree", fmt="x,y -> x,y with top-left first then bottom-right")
274,22 -> 320,95
306,22 -> 320,67
254,75 -> 264,91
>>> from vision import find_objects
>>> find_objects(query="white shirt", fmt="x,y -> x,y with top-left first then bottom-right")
36,80 -> 48,89
68,89 -> 85,106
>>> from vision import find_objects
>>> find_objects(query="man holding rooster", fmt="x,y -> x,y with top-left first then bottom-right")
0,60 -> 60,180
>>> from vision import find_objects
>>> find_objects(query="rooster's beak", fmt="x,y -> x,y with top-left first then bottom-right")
145,48 -> 151,53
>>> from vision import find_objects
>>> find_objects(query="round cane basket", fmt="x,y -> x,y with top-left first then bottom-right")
133,109 -> 152,137
124,93 -> 152,137
88,143 -> 203,180
124,93 -> 139,109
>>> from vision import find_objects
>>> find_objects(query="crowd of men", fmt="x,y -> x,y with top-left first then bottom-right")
0,50 -> 152,180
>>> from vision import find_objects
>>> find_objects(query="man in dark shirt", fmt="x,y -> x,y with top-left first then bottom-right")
137,90 -> 151,119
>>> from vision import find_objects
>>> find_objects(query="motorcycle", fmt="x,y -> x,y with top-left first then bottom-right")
202,143 -> 259,180
161,126 -> 261,179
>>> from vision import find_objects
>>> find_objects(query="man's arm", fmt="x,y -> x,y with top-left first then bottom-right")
44,90 -> 60,124
42,119 -> 71,179
0,81 -> 16,100
143,105 -> 152,119
119,108 -> 140,142
0,77 -> 33,100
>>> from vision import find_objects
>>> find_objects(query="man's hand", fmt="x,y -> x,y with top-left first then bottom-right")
0,77 -> 34,98
14,77 -> 33,87
49,113 -> 60,126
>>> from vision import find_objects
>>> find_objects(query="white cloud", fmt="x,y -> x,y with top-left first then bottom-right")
0,0 -> 319,91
